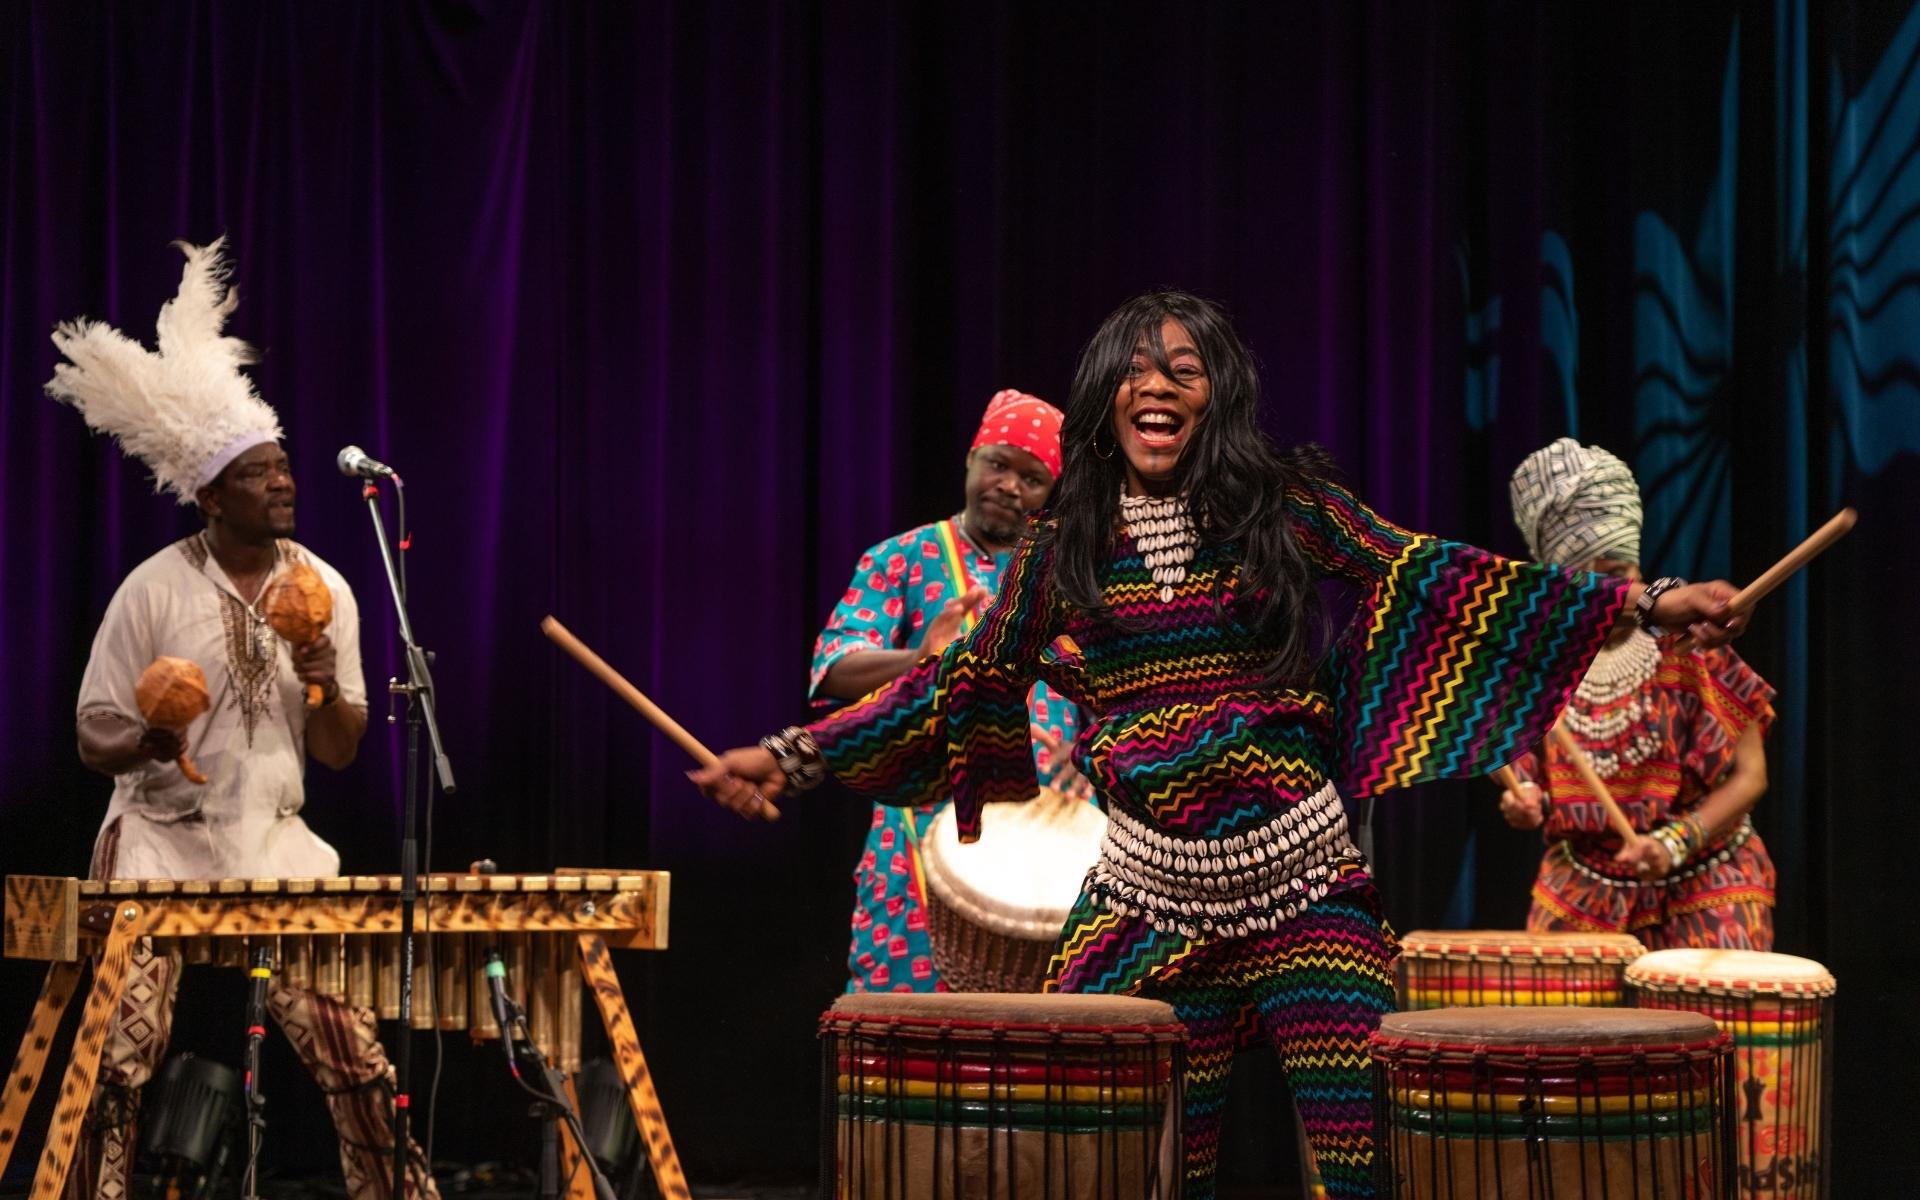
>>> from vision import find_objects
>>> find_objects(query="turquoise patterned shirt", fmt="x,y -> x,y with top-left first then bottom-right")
810,516 -> 1081,992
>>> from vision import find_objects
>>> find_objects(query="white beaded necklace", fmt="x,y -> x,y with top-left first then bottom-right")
1566,628 -> 1661,776
1120,491 -> 1195,602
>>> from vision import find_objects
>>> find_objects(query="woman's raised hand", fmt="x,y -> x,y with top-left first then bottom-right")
688,746 -> 786,822
1648,580 -> 1745,648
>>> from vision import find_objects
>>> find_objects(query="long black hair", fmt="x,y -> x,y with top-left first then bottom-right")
1044,290 -> 1333,684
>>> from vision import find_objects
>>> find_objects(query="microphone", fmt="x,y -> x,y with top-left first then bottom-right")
484,952 -> 519,1074
336,444 -> 400,481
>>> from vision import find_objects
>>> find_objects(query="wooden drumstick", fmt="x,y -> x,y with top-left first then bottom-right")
1493,764 -> 1525,795
540,616 -> 780,819
1672,508 -> 1857,649
1548,722 -> 1641,846
1727,508 -> 1856,613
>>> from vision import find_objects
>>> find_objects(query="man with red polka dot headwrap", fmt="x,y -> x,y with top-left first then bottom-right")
808,389 -> 1084,993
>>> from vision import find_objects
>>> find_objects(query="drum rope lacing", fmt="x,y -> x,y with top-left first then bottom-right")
1088,781 -> 1360,939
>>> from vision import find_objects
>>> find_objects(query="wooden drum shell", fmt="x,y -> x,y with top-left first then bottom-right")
1626,949 -> 1836,1199
821,993 -> 1186,1200
1395,929 -> 1647,1010
1370,1007 -> 1737,1199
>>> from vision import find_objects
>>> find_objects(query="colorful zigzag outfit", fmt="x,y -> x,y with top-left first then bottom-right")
808,478 -> 1629,1199
1516,635 -> 1777,949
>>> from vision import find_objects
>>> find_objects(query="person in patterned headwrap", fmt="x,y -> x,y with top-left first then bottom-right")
1499,438 -> 1778,950
695,294 -> 1749,1199
808,388 -> 1087,993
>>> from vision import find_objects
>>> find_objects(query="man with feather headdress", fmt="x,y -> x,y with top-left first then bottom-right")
47,239 -> 435,1200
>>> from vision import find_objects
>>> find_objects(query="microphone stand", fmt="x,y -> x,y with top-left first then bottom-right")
241,948 -> 272,1200
484,954 -> 618,1200
358,475 -> 457,1200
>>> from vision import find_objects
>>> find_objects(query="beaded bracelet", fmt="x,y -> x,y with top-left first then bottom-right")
1679,812 -> 1709,852
1648,825 -> 1688,871
760,725 -> 826,793
1636,575 -> 1688,636
1648,817 -> 1704,871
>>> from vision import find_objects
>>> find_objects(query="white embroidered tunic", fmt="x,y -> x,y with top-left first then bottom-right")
77,536 -> 368,880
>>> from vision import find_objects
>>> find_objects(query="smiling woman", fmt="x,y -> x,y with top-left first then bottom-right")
1114,317 -> 1210,486
693,290 -> 1752,1199
1050,292 -> 1335,685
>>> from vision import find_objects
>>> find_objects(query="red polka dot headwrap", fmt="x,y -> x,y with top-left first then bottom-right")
970,389 -> 1064,480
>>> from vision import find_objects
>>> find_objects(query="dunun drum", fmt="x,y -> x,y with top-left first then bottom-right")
1370,1007 -> 1736,1198
1395,930 -> 1647,1010
1625,949 -> 1835,1198
821,992 -> 1184,1199
919,792 -> 1106,992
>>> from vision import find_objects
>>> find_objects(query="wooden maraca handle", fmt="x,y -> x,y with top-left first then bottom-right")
304,681 -> 323,709
176,752 -> 208,786
154,725 -> 207,785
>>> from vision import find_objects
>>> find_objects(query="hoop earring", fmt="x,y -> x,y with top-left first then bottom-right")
1091,428 -> 1116,460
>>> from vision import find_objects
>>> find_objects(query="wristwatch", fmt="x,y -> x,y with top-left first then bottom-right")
1636,576 -> 1686,636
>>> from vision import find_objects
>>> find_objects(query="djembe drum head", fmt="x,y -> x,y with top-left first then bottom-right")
1626,948 -> 1835,1198
919,792 -> 1105,992
1395,929 -> 1647,1009
822,992 -> 1185,1199
1371,1006 -> 1735,1199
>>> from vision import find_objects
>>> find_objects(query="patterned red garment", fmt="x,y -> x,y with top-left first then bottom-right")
1519,643 -> 1778,948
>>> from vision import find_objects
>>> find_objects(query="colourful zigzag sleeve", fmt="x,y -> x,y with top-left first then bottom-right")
808,521 -> 1068,841
1288,479 -> 1632,795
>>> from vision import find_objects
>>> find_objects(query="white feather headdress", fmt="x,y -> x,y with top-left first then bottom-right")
46,237 -> 282,504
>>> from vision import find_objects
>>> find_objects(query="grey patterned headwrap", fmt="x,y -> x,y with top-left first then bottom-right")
1509,438 -> 1642,567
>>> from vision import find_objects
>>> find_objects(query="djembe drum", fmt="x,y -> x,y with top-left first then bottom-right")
1370,1007 -> 1736,1198
1396,930 -> 1646,1010
136,656 -> 210,783
919,791 -> 1106,992
821,992 -> 1184,1199
1625,949 -> 1834,1198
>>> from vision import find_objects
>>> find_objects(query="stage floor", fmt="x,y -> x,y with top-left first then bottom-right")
0,1173 -> 1306,1199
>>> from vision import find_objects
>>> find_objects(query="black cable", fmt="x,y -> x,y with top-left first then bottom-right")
422,762 -> 443,1172
395,482 -> 409,605
500,1011 -> 600,1197
395,476 -> 443,1177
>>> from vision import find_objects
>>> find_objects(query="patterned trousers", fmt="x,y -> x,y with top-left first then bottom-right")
1134,895 -> 1398,1200
61,937 -> 439,1200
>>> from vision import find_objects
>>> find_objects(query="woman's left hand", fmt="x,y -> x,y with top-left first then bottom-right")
1612,835 -> 1674,879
